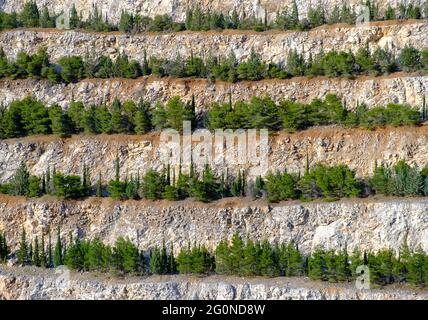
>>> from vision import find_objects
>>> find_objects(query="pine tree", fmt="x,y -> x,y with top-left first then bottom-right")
12,161 -> 30,196
176,242 -> 192,274
286,241 -> 304,276
111,98 -> 125,133
149,247 -> 163,274
258,240 -> 277,276
134,98 -> 152,134
229,233 -> 244,274
308,248 -> 326,280
407,247 -> 426,287
335,249 -> 351,281
54,226 -> 63,266
21,0 -> 40,28
349,248 -> 364,279
324,250 -> 337,282
214,240 -> 230,274
17,227 -> 28,265
241,239 -> 259,276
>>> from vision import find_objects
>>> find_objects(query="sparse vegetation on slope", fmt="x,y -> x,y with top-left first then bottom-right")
3,159 -> 428,204
0,46 -> 427,84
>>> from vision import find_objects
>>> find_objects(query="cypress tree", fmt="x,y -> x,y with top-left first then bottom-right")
17,227 -> 28,265
161,240 -> 168,274
47,230 -> 53,267
168,242 -> 176,274
54,226 -> 63,266
115,153 -> 120,182
0,232 -> 9,262
69,4 -> 80,29
96,172 -> 103,197
40,235 -> 47,268
32,236 -> 40,267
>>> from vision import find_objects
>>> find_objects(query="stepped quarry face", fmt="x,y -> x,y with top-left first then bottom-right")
0,1 -> 427,301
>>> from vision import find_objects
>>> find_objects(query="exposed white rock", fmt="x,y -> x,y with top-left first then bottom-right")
0,266 -> 426,300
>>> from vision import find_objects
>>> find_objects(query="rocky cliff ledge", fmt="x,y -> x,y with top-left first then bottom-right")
0,21 -> 426,65
0,266 -> 426,300
1,74 -> 427,110
0,196 -> 426,256
0,0 -> 424,23
2,126 -> 428,182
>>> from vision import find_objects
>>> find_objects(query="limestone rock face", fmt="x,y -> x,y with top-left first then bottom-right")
0,22 -> 427,66
0,267 -> 426,300
2,127 -> 428,183
0,0 -> 421,23
0,74 -> 427,111
0,196 -> 426,256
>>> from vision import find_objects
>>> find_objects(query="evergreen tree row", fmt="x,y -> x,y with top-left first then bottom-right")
1,45 -> 427,84
4,229 -> 427,288
4,158 -> 428,204
0,94 -> 424,140
2,1 -> 428,33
